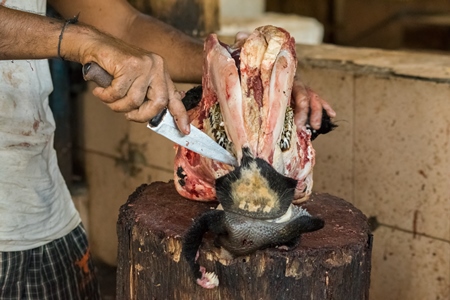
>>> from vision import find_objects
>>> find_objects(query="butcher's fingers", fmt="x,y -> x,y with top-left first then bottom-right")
166,72 -> 190,135
123,70 -> 190,135
123,63 -> 169,122
85,45 -> 158,107
92,77 -> 134,104
307,88 -> 336,130
292,80 -> 310,129
292,80 -> 336,130
98,75 -> 150,113
91,61 -> 146,105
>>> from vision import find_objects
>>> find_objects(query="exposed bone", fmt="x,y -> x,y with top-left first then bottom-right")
173,25 -> 315,202
204,34 -> 248,161
258,49 -> 296,164
239,30 -> 268,155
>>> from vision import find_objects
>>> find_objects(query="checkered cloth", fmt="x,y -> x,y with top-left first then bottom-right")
0,224 -> 101,300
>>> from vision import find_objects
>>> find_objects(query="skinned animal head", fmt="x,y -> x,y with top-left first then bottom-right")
182,147 -> 324,289
180,25 -> 330,289
216,147 -> 297,220
174,25 -> 336,202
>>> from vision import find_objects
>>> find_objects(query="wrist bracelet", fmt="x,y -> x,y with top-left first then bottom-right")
57,13 -> 80,60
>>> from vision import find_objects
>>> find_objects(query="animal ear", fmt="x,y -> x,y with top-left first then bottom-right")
308,108 -> 337,141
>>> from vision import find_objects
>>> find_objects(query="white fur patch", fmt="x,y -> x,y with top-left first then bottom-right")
265,204 -> 311,223
231,161 -> 279,213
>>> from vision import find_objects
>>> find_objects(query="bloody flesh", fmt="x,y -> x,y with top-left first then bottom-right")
174,26 -> 315,202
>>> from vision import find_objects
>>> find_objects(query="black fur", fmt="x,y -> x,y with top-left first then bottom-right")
217,211 -> 324,256
182,210 -> 226,280
216,147 -> 298,219
180,85 -> 331,285
260,215 -> 324,252
183,206 -> 324,280
181,85 -> 203,111
183,147 -> 325,284
308,108 -> 337,141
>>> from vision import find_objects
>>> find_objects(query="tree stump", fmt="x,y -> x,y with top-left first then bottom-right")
116,181 -> 372,300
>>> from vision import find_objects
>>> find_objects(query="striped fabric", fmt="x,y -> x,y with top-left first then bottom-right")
0,224 -> 101,300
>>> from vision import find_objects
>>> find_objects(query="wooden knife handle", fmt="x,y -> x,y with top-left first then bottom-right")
82,62 -> 113,88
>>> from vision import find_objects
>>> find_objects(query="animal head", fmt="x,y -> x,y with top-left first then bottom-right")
216,147 -> 298,219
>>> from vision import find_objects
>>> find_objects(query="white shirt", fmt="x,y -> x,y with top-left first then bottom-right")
0,0 -> 81,251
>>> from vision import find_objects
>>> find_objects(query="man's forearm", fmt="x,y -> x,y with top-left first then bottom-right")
0,5 -> 62,59
50,0 -> 203,83
0,2 -> 194,127
126,13 -> 204,83
0,5 -> 117,65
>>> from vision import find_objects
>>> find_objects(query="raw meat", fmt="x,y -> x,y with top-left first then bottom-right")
174,25 -> 315,202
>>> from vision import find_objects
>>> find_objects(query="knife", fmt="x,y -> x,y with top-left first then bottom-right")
82,62 -> 238,166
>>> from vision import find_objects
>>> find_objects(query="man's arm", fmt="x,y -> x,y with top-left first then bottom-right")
0,6 -> 61,59
0,4 -> 190,132
49,0 -> 204,84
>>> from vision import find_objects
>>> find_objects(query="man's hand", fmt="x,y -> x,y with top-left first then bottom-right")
61,24 -> 190,134
51,0 -> 205,134
0,5 -> 191,134
292,79 -> 336,130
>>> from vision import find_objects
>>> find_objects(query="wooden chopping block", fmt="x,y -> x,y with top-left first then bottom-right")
116,181 -> 372,299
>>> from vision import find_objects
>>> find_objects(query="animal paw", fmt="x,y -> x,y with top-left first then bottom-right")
196,266 -> 219,289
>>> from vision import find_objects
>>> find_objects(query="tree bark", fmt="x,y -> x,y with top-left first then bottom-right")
116,181 -> 372,300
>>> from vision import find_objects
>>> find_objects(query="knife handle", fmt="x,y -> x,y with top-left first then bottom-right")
82,62 -> 166,126
82,62 -> 113,88
148,108 -> 167,127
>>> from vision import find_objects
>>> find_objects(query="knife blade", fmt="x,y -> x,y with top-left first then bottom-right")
82,62 -> 238,166
147,108 -> 238,166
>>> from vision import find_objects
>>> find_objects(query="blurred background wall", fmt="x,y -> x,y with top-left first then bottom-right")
49,1 -> 450,299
